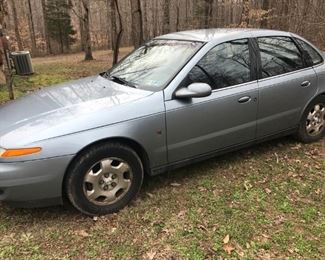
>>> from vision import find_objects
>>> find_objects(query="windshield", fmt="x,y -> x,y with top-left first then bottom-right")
107,40 -> 203,91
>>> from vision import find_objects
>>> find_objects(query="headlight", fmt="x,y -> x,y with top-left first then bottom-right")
0,147 -> 42,158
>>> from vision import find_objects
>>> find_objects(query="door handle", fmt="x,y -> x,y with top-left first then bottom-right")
238,96 -> 251,104
301,81 -> 311,88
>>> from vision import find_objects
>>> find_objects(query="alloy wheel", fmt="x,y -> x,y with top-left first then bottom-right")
83,158 -> 133,205
306,103 -> 325,136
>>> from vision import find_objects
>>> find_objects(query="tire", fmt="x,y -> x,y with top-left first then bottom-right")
65,142 -> 144,216
295,96 -> 325,143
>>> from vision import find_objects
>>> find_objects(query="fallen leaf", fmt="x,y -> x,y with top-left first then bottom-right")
223,234 -> 230,244
21,233 -> 33,242
288,248 -> 294,254
146,251 -> 157,260
274,215 -> 286,225
262,234 -> 270,239
198,186 -> 207,192
146,192 -> 154,198
236,250 -> 244,257
258,252 -> 271,260
244,180 -> 252,191
197,224 -> 208,232
1,233 -> 16,243
235,243 -> 245,257
291,144 -> 301,150
223,243 -> 235,254
170,182 -> 181,187
75,230 -> 90,238
177,210 -> 186,218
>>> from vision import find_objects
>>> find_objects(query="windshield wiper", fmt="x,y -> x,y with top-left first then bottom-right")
109,75 -> 137,88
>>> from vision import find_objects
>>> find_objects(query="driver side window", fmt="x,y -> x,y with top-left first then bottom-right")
181,39 -> 251,90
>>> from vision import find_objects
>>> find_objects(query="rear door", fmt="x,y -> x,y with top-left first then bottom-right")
255,36 -> 318,138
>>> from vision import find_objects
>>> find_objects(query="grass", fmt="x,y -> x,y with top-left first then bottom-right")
0,50 -> 324,259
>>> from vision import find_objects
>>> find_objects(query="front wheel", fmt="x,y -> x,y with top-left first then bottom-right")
65,143 -> 144,216
295,96 -> 325,143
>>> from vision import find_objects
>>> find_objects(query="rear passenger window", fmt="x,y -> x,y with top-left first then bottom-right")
182,39 -> 251,90
295,38 -> 323,66
258,37 -> 304,78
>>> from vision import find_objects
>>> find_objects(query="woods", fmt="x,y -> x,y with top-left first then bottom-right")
2,0 -> 325,60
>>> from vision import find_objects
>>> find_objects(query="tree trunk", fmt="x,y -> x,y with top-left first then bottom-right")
26,0 -> 37,55
176,3 -> 180,31
10,0 -> 23,50
239,0 -> 250,27
141,0 -> 148,41
131,0 -> 143,48
261,0 -> 269,28
110,0 -> 117,53
204,0 -> 213,28
0,1 -> 14,100
106,0 -> 111,49
41,0 -> 52,54
82,0 -> 93,61
78,0 -> 86,51
162,0 -> 170,34
282,0 -> 290,30
111,0 -> 123,65
58,15 -> 64,53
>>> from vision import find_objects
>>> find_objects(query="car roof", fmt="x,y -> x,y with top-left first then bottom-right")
155,28 -> 291,43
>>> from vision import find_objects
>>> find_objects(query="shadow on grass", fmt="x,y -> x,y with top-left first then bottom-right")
142,136 -> 297,193
0,136 -> 298,221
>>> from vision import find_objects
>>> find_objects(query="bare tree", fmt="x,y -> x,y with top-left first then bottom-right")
77,0 -> 86,51
204,0 -> 213,28
26,0 -> 37,55
110,0 -> 123,65
260,0 -> 269,28
41,0 -> 51,54
10,0 -> 23,50
176,2 -> 180,31
0,0 -> 14,99
239,0 -> 250,27
131,0 -> 143,48
162,0 -> 170,34
81,0 -> 93,60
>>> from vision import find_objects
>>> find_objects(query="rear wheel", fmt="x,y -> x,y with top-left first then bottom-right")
296,96 -> 325,143
65,143 -> 143,216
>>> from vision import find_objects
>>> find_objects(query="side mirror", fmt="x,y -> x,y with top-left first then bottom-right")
174,83 -> 212,99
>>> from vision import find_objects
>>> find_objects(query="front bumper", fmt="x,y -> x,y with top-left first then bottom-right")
0,155 -> 74,208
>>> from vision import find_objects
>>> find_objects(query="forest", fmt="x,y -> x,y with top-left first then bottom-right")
4,0 -> 325,62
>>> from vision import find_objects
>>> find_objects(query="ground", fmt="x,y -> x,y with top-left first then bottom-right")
0,50 -> 324,259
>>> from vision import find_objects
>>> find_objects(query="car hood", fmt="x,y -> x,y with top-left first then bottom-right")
0,75 -> 154,148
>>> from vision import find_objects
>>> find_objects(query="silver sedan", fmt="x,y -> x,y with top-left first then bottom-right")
0,29 -> 324,215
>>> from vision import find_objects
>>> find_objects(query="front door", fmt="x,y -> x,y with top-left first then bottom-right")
165,39 -> 259,163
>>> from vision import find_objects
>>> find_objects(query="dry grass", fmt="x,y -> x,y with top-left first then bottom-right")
0,50 -> 324,259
